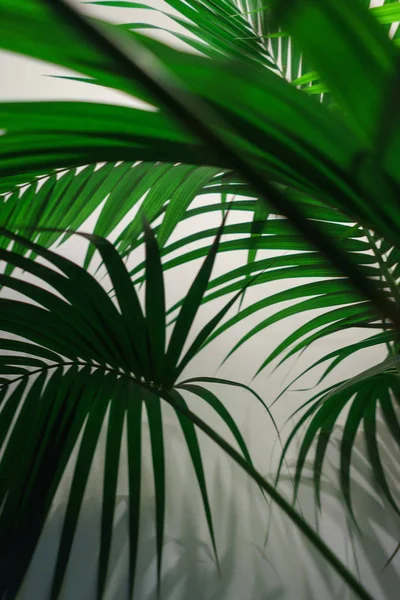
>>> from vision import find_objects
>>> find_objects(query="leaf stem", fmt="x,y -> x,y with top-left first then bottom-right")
53,0 -> 400,331
1,360 -> 373,599
160,389 -> 374,600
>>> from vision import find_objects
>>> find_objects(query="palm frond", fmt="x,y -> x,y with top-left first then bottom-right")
277,362 -> 400,521
0,227 -> 375,600
88,0 -> 276,68
3,2 -> 400,336
0,225 -> 280,599
270,0 -> 400,167
1,3 -> 397,238
0,158 -> 225,272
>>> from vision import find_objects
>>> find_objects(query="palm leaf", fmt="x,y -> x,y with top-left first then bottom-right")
163,218 -> 227,386
1,160 -> 227,277
143,221 -> 166,384
98,379 -> 126,600
144,389 -> 165,593
50,378 -> 111,600
0,228 -> 375,599
270,0 -> 400,174
0,4 -> 396,237
278,359 -> 400,523
2,3 -> 400,334
170,389 -> 220,573
88,0 -> 275,68
125,383 -> 143,599
129,217 -> 375,284
3,0 -> 400,298
0,227 -> 260,599
271,330 -> 398,409
158,388 -> 374,600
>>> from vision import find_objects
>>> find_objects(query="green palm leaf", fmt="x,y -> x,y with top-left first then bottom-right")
278,359 -> 400,523
0,227 -> 258,599
144,389 -> 166,593
0,227 -> 376,600
1,2 -> 399,339
0,157 -> 225,275
170,389 -> 220,573
50,377 -> 111,600
163,218 -> 227,386
126,382 -> 143,599
271,330 -> 397,410
98,379 -> 126,600
158,387 -> 374,600
88,0 -> 275,68
270,0 -> 400,174
1,4 -> 395,236
143,221 -> 166,384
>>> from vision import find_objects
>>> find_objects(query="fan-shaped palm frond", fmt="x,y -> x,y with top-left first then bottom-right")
0,227 -> 374,600
0,223 -> 255,599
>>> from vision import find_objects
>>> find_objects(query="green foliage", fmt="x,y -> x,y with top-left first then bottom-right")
1,0 -> 400,598
0,227 -> 259,599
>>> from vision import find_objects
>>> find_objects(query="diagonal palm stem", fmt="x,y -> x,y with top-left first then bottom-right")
159,387 -> 374,600
52,0 -> 400,331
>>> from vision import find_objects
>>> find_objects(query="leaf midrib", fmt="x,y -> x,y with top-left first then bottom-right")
0,359 -> 169,391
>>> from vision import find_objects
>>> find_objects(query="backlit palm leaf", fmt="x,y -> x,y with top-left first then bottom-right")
2,1 -> 400,249
277,361 -> 400,520
2,1 -> 400,343
87,0 -> 276,68
0,227 -> 375,600
0,226 -> 257,599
